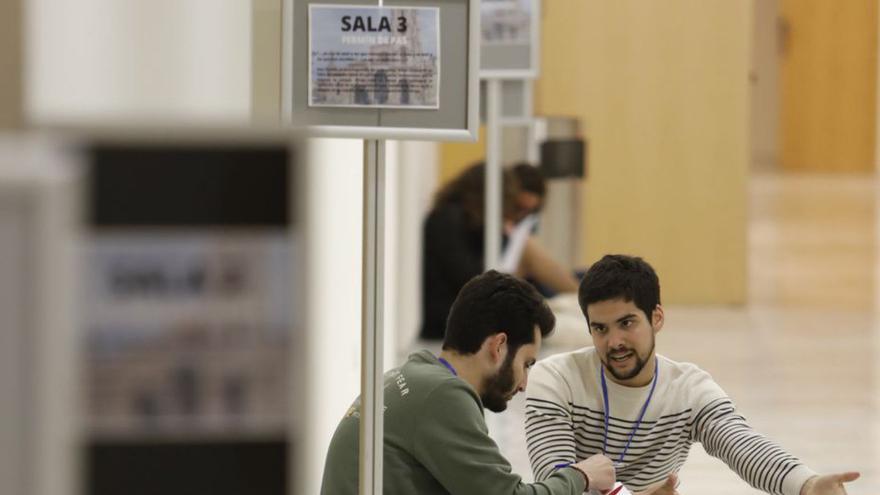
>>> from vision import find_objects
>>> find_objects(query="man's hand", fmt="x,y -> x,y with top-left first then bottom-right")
573,454 -> 616,491
634,473 -> 678,495
800,472 -> 860,495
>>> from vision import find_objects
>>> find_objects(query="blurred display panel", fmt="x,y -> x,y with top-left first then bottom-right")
82,143 -> 296,495
479,0 -> 538,77
85,232 -> 292,435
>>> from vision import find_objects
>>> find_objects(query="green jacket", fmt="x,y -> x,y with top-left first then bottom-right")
320,350 -> 586,494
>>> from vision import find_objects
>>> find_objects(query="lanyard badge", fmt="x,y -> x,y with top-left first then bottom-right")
600,356 -> 659,468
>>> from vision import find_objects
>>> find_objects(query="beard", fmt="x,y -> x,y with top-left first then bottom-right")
481,353 -> 517,413
603,332 -> 656,381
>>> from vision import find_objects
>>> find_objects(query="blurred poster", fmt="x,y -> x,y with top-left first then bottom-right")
308,5 -> 440,108
481,0 -> 532,45
83,233 -> 294,436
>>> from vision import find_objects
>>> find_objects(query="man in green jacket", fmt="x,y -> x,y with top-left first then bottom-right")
320,270 -> 619,494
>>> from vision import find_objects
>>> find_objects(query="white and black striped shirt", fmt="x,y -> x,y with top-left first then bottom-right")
525,348 -> 815,495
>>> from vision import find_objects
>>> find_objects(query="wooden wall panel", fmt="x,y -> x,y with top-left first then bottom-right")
537,0 -> 751,304
780,0 -> 878,172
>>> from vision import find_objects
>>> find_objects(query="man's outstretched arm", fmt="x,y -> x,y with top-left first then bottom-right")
694,397 -> 859,495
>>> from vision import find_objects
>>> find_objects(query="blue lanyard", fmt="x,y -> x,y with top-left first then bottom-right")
600,356 -> 659,466
438,357 -> 457,376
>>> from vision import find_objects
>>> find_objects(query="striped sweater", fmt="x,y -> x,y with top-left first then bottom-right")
525,347 -> 816,495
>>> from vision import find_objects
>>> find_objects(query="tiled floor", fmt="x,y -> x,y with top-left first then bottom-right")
453,172 -> 879,494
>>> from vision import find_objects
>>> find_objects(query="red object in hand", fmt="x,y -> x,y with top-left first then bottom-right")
604,482 -> 631,495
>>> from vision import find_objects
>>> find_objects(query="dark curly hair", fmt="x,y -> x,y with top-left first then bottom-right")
443,270 -> 555,355
578,254 -> 661,327
511,163 -> 546,199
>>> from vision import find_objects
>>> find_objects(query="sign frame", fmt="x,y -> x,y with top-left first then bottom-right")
306,4 -> 442,111
479,0 -> 541,79
282,0 -> 480,141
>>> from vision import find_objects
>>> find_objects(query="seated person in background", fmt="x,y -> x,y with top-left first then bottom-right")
320,270 -> 619,495
506,163 -> 579,297
525,254 -> 860,495
421,162 -> 578,340
510,162 -> 546,223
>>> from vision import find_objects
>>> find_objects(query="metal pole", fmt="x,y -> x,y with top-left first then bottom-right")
0,0 -> 24,129
524,79 -> 540,164
359,139 -> 385,495
485,78 -> 503,270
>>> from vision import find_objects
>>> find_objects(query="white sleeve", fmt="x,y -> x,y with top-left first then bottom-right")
524,360 -> 578,481
499,214 -> 539,273
690,373 -> 816,495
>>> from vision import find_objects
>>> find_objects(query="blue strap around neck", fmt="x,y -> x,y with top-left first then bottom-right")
438,357 -> 457,376
600,356 -> 659,466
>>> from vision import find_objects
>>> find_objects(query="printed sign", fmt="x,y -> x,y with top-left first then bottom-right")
83,233 -> 294,435
308,5 -> 440,109
481,0 -> 532,45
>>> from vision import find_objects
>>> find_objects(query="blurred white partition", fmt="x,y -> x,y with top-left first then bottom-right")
0,135 -> 81,495
298,137 -> 421,494
392,140 -> 438,355
299,137 -> 365,495
27,0 -> 251,125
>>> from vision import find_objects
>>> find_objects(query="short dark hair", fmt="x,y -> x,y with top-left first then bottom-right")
443,270 -> 555,355
511,163 -> 547,198
578,255 -> 661,326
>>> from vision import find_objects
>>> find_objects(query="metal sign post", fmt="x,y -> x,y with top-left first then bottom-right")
283,0 -> 479,491
484,78 -> 503,270
359,139 -> 385,495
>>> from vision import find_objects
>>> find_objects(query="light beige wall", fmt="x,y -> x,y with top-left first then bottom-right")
537,1 -> 751,304
0,0 -> 23,129
751,0 -> 780,171
877,0 -> 880,173
252,0 -> 282,122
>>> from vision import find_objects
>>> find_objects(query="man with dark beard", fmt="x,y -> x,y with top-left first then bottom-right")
525,255 -> 859,495
320,270 -> 620,494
